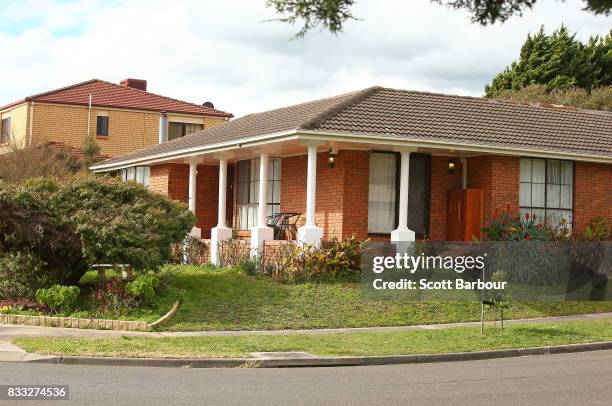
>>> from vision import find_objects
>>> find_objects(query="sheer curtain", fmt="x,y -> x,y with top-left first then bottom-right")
368,153 -> 397,233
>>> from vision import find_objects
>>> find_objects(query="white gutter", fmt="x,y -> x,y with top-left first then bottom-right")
298,130 -> 612,164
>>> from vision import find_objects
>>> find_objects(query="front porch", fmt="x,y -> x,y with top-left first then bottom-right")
147,140 -> 502,265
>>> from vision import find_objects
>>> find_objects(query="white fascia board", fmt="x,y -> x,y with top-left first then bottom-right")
91,129 -> 299,172
297,130 -> 612,164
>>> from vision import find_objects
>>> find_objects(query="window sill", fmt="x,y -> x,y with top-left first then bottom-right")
96,136 -> 109,140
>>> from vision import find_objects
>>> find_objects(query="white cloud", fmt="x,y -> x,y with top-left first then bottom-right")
0,0 -> 609,117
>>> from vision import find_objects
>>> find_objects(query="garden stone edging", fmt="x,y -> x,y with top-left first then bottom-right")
0,300 -> 181,332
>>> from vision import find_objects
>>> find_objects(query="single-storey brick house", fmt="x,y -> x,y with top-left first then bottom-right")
92,86 -> 612,264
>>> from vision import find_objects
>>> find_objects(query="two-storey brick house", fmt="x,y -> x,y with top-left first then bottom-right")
0,78 -> 232,183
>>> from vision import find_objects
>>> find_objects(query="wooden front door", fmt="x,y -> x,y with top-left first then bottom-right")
446,188 -> 484,241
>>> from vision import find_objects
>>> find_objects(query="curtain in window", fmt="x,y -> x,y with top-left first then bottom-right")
236,158 -> 281,230
368,153 -> 397,233
519,158 -> 573,229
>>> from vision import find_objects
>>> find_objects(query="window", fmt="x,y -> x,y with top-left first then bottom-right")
367,152 -> 430,236
119,166 -> 150,187
168,122 -> 204,141
519,158 -> 573,228
1,117 -> 11,144
368,152 -> 397,233
96,116 -> 109,137
235,158 -> 281,230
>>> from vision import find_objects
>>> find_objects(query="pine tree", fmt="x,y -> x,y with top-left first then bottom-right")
485,26 -> 612,97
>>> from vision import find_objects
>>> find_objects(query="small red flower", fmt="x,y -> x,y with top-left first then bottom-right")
525,234 -> 531,240
525,212 -> 530,220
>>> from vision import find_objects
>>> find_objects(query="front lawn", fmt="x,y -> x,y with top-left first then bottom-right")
14,319 -> 612,358
153,265 -> 612,331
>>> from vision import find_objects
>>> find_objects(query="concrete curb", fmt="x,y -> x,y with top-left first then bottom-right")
19,341 -> 612,369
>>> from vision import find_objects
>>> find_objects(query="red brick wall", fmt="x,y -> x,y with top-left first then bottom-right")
147,163 -> 218,238
429,157 -> 463,240
467,155 -> 520,225
342,150 -> 370,240
280,150 -> 369,240
195,165 -> 219,238
574,161 -> 612,234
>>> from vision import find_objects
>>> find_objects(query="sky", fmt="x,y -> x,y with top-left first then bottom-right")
0,0 -> 610,118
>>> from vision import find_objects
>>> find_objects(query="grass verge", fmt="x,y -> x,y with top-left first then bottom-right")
13,319 -> 612,358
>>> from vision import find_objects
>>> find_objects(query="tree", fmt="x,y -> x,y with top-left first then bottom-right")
266,0 -> 356,38
485,26 -> 612,97
266,0 -> 612,37
3,176 -> 195,285
496,84 -> 612,111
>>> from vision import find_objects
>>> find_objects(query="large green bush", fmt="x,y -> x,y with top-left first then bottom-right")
0,197 -> 85,299
35,285 -> 80,313
2,176 -> 195,285
0,252 -> 49,300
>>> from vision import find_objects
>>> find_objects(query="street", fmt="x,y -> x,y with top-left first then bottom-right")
1,350 -> 612,405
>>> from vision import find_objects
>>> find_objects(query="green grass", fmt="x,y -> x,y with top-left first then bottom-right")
153,265 -> 612,331
13,319 -> 612,358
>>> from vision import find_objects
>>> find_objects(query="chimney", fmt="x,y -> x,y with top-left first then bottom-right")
120,78 -> 147,92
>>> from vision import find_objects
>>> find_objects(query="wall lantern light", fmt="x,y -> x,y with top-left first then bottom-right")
328,149 -> 337,168
448,159 -> 457,174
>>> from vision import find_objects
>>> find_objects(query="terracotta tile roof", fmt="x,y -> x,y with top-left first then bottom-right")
1,79 -> 232,117
45,141 -> 111,162
93,86 -> 612,169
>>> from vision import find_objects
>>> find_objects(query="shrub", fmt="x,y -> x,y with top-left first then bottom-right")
0,140 -> 83,184
90,278 -> 134,318
236,258 -> 260,276
580,217 -> 611,241
481,209 -> 569,241
126,272 -> 160,304
4,176 -> 195,284
264,236 -> 366,283
178,237 -> 210,265
0,196 -> 86,289
35,285 -> 80,313
0,252 -> 49,300
218,238 -> 250,267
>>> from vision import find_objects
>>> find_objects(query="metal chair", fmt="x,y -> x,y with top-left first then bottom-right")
266,213 -> 283,240
278,212 -> 301,241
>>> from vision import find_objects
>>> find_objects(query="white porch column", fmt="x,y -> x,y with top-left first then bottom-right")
391,151 -> 415,242
211,157 -> 232,265
297,144 -> 323,247
250,153 -> 274,256
188,160 -> 201,239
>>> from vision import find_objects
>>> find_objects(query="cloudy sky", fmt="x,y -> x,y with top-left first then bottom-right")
0,0 -> 610,117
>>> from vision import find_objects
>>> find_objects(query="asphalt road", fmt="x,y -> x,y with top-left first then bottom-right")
1,350 -> 612,405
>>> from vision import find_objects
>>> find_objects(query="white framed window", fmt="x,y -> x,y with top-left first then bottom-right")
519,158 -> 573,229
168,122 -> 204,140
235,158 -> 281,230
368,152 -> 397,233
120,166 -> 150,187
1,116 -> 11,144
